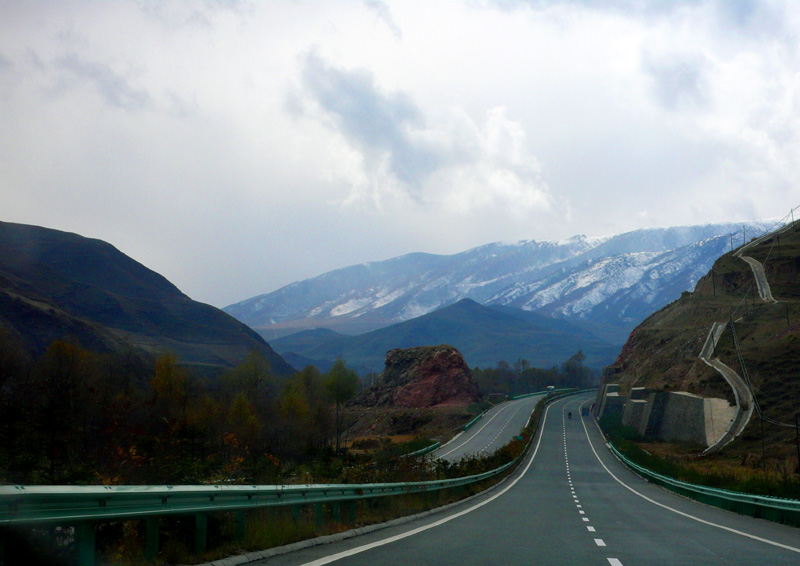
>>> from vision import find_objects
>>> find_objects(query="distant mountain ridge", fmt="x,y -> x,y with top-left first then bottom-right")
270,299 -> 619,374
225,222 -> 772,344
0,221 -> 294,374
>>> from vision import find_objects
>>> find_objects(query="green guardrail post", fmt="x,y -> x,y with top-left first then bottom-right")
292,505 -> 301,523
195,514 -> 207,554
77,522 -> 95,566
346,501 -> 356,525
145,517 -> 159,561
1,526 -> 5,566
332,502 -> 341,523
235,511 -> 245,540
315,503 -> 324,528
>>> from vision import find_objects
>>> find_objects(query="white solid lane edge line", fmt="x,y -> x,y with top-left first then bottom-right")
578,400 -> 800,555
436,402 -> 512,458
437,396 -> 530,459
435,430 -> 464,451
297,394 -> 561,566
436,401 -> 518,458
523,393 -> 546,429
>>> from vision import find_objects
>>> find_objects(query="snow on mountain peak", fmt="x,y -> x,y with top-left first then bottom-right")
223,221 -> 773,342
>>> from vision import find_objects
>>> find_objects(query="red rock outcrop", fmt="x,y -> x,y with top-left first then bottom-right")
355,345 -> 481,408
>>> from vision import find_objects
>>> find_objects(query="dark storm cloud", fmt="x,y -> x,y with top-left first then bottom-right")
298,51 -> 444,190
57,54 -> 152,111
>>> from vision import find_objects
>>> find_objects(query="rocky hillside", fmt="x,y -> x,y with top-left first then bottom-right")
0,221 -> 294,374
226,222 -> 771,345
609,218 -> 800,450
355,345 -> 481,408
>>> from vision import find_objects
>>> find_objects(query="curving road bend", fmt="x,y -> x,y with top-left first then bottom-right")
256,393 -> 800,566
738,255 -> 777,303
433,394 -> 545,462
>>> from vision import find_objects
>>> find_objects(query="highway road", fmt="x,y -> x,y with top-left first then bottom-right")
256,392 -> 800,565
432,394 -> 545,462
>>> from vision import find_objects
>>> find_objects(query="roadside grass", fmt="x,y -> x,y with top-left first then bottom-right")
599,413 -> 800,499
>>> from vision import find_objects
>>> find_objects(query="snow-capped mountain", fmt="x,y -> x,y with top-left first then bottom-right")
224,222 -> 772,344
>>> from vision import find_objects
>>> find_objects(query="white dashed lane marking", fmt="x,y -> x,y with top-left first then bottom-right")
438,397 -> 537,459
479,402 -> 530,453
564,404 -> 624,565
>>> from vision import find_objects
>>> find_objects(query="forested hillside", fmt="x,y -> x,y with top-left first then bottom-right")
0,333 -> 336,485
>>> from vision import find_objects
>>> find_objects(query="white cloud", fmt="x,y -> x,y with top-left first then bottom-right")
0,0 -> 798,308
364,0 -> 403,39
294,53 -> 555,218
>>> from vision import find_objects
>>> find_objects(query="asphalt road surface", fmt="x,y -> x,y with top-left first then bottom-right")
256,393 -> 800,565
433,394 -> 545,462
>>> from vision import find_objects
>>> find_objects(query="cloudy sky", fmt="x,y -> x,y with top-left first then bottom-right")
1,1 -> 798,308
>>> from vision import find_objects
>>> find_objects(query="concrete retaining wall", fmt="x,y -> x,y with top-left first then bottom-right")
596,384 -> 736,448
656,391 -> 708,445
621,399 -> 647,431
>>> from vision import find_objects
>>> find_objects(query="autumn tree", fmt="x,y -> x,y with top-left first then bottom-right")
33,339 -> 92,481
323,357 -> 358,452
561,350 -> 593,388
0,329 -> 31,482
151,352 -> 192,421
278,366 -> 332,458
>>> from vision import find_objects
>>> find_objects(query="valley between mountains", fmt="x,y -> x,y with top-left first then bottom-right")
2,215 -> 800,565
226,221 -> 771,374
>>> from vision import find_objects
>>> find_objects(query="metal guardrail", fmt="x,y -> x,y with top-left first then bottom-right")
403,440 -> 441,458
0,462 -> 514,527
0,388 -> 597,564
510,392 -> 544,401
607,442 -> 800,527
462,410 -> 487,431
512,388 -> 576,401
0,451 -> 519,564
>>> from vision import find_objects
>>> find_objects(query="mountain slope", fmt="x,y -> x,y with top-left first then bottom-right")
609,219 -> 800,450
0,221 -> 294,374
225,222 -> 771,344
270,299 -> 619,374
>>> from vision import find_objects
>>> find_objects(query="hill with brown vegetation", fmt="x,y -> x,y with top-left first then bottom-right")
610,218 -> 800,467
0,221 -> 294,374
